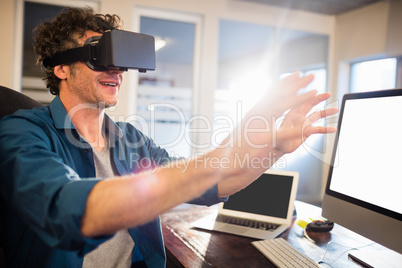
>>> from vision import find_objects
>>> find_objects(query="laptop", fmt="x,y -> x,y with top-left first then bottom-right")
192,169 -> 299,240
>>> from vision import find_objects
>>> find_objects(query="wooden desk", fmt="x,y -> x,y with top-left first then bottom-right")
161,201 -> 393,267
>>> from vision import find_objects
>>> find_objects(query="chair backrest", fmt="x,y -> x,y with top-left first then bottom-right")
0,86 -> 43,120
0,86 -> 44,267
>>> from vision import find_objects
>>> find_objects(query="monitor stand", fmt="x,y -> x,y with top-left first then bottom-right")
348,247 -> 402,268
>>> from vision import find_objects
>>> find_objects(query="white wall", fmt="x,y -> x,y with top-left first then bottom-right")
0,0 -> 18,89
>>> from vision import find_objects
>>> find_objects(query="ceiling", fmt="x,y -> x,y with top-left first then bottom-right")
234,0 -> 385,15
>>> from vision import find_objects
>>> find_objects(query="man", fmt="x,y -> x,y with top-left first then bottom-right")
0,7 -> 337,268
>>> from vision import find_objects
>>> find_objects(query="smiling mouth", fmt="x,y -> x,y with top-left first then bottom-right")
100,82 -> 118,87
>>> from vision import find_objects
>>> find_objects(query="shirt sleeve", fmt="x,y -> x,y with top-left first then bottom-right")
187,184 -> 229,206
118,122 -> 227,206
0,115 -> 111,253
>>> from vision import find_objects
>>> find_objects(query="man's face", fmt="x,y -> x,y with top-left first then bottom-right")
64,31 -> 124,108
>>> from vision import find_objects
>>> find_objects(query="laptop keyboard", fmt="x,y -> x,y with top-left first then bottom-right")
216,215 -> 280,230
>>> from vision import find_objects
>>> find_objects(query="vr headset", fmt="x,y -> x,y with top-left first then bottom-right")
43,29 -> 156,73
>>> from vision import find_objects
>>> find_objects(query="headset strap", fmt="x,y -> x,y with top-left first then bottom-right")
43,45 -> 93,68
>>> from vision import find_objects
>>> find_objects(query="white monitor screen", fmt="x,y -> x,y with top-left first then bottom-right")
329,95 -> 402,216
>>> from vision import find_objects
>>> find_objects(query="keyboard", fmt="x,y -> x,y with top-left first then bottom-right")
252,238 -> 321,268
216,215 -> 279,230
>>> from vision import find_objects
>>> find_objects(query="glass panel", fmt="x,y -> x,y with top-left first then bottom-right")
350,58 -> 397,93
214,20 -> 329,203
276,29 -> 329,77
23,2 -> 64,78
22,2 -> 64,103
275,29 -> 329,203
136,16 -> 196,157
213,19 -> 275,146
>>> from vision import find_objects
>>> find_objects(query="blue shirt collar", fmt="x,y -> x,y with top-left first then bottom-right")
50,96 -> 74,130
49,96 -> 123,139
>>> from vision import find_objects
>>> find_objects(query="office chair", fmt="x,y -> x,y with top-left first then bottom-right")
0,85 -> 43,267
0,86 -> 43,119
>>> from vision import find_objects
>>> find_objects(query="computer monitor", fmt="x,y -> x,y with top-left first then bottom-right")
322,89 -> 402,266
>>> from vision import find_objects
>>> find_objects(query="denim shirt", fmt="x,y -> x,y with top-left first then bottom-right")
0,96 -> 225,267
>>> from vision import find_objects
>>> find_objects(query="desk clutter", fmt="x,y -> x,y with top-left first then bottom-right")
161,202 -> 398,268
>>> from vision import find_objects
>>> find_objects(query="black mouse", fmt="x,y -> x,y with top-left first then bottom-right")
305,220 -> 334,232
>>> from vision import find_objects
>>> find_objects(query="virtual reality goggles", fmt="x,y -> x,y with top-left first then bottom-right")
43,29 -> 156,72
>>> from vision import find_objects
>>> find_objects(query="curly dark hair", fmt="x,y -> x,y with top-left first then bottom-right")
33,7 -> 123,95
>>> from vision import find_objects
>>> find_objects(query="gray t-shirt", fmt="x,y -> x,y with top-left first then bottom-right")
83,137 -> 135,268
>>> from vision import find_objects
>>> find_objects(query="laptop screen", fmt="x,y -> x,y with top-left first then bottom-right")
222,173 -> 294,219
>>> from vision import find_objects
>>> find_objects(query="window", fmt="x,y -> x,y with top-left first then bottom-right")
213,19 -> 275,145
134,10 -> 202,157
273,30 -> 329,203
21,2 -> 64,103
214,20 -> 329,203
350,58 -> 397,93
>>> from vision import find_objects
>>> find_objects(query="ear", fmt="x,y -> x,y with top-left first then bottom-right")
53,65 -> 68,80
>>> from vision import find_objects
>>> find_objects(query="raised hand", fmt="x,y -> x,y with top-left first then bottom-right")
274,91 -> 338,154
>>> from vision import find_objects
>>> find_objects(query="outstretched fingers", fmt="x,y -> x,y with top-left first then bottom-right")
266,73 -> 316,111
288,92 -> 332,117
303,107 -> 338,136
307,107 -> 338,125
